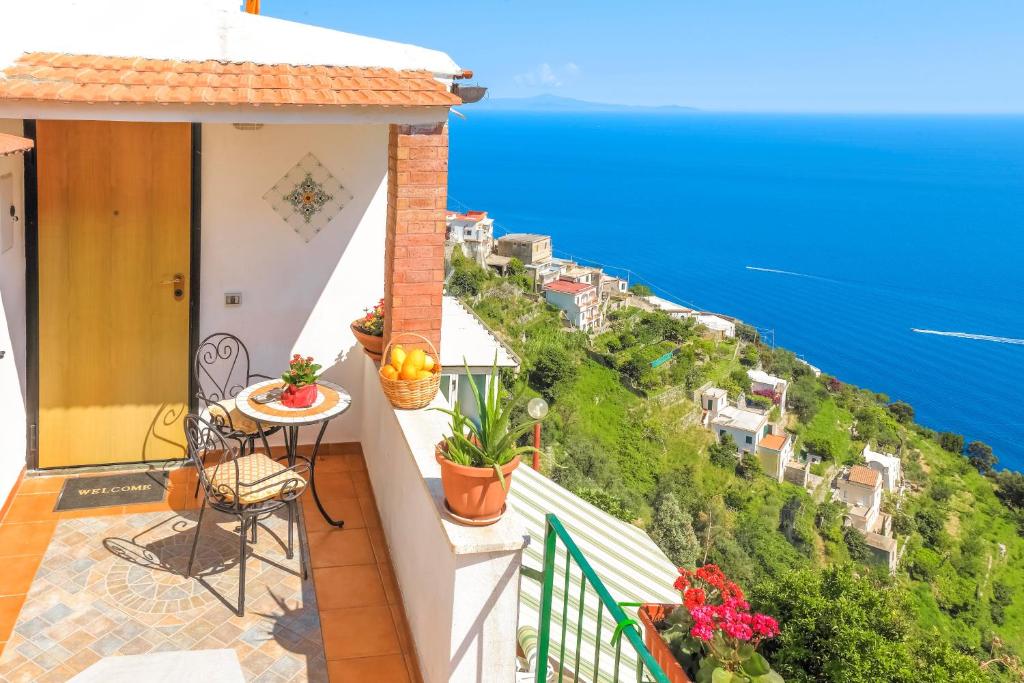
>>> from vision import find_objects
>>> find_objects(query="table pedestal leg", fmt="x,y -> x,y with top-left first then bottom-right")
306,422 -> 344,528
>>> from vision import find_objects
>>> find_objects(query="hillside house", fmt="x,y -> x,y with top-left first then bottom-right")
495,232 -> 552,265
748,369 -> 788,413
544,279 -> 602,331
446,209 -> 494,266
559,262 -> 600,285
644,295 -> 693,319
863,444 -> 903,493
695,313 -> 736,339
756,433 -> 794,482
835,465 -> 888,534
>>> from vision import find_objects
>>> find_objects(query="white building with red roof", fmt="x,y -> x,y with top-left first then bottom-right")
445,209 -> 494,266
543,278 -> 602,331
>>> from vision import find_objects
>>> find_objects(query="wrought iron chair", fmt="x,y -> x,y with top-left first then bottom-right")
193,332 -> 281,496
183,414 -> 309,617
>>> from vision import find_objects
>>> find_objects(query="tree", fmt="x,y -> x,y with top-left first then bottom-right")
966,441 -> 997,474
887,401 -> 915,424
753,565 -> 989,683
628,283 -> 652,296
708,433 -> 738,468
531,345 -> 573,400
994,470 -> 1024,510
843,526 -> 872,563
446,269 -> 482,297
648,493 -> 700,568
736,322 -> 761,344
937,431 -> 964,454
915,505 -> 947,549
736,452 -> 762,480
739,344 -> 760,367
573,486 -> 635,522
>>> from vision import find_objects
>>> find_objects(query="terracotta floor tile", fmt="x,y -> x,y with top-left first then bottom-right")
377,562 -> 400,605
339,452 -> 367,472
16,477 -> 65,495
0,555 -> 42,596
313,565 -> 387,610
303,497 -> 364,533
306,529 -> 375,568
0,595 -> 26,641
319,606 -> 401,660
389,604 -> 413,654
357,496 -> 382,528
310,472 -> 357,499
312,456 -> 350,475
327,654 -> 409,683
0,521 -> 56,557
367,525 -> 391,564
2,494 -> 58,524
348,471 -> 373,498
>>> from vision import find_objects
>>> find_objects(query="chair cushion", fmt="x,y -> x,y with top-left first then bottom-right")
207,398 -> 261,435
205,452 -> 305,504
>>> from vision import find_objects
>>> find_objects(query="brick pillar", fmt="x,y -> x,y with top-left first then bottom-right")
383,122 -> 448,356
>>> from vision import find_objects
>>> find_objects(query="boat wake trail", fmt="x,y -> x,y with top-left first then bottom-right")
912,329 -> 1024,346
745,266 -> 837,283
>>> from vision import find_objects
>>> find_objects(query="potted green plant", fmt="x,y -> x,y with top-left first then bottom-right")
281,354 -> 321,408
638,564 -> 783,683
434,360 -> 538,525
351,298 -> 385,361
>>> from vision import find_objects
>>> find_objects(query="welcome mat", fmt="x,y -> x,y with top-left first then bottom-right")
54,472 -> 168,511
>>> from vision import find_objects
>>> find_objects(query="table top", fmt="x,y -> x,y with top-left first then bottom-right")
235,379 -> 351,427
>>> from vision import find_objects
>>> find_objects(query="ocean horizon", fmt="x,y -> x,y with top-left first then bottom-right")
448,111 -> 1024,470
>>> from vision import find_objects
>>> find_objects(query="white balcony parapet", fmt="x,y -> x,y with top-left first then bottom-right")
358,355 -> 528,683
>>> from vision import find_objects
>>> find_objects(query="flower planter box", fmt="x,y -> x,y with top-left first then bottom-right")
637,604 -> 692,683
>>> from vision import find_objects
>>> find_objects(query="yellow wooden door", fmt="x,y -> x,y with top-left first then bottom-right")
36,120 -> 191,468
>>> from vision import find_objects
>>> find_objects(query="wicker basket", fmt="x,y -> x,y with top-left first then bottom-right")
379,332 -> 442,409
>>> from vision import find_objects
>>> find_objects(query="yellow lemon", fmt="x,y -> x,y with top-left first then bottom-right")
381,365 -> 398,380
390,345 -> 406,371
422,355 -> 435,371
416,369 -> 434,380
406,348 -> 427,372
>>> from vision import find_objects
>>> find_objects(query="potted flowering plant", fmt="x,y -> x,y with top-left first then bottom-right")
638,564 -> 783,683
280,354 -> 321,408
351,299 -> 385,360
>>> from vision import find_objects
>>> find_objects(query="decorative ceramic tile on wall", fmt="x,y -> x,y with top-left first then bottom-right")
263,153 -> 353,242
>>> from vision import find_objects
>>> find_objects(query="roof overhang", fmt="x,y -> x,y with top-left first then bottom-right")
0,1 -> 464,122
0,133 -> 33,156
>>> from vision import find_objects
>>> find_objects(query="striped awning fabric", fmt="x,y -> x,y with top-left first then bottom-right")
510,467 -> 680,682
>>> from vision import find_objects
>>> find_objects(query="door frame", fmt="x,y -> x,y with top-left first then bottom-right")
22,120 -> 203,471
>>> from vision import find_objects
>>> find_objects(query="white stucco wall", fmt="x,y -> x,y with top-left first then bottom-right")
0,119 -> 27,506
359,356 -> 526,683
201,123 -> 390,444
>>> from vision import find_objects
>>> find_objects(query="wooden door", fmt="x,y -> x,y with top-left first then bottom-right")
36,120 -> 191,468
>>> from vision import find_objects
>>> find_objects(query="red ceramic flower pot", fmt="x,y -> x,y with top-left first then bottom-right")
281,383 -> 318,408
637,604 -> 693,683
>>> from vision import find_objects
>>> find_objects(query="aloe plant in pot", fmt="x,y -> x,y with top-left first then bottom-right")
434,359 -> 539,525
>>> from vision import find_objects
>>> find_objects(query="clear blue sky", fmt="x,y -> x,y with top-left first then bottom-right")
264,0 -> 1024,113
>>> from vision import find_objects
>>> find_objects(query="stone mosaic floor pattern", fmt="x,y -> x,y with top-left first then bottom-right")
0,508 -> 325,682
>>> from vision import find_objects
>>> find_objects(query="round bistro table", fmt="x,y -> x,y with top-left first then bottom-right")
235,379 -> 352,528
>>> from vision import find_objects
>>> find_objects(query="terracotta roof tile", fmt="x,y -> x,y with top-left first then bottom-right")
758,433 -> 788,451
848,465 -> 881,488
0,52 -> 462,108
0,132 -> 33,157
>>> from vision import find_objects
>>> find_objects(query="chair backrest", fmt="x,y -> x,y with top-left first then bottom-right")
194,332 -> 252,404
184,413 -> 243,510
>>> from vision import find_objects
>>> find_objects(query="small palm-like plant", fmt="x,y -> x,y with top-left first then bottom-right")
435,358 -> 538,489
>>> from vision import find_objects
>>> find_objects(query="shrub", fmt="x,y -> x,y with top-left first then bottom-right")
531,345 -> 573,400
966,441 -> 997,474
629,283 -> 652,296
937,431 -> 964,454
887,401 -> 915,424
843,527 -> 872,563
648,493 -> 700,568
573,486 -> 635,522
736,452 -> 762,480
708,434 -> 739,468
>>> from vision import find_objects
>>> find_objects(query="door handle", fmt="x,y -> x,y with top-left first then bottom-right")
160,273 -> 185,301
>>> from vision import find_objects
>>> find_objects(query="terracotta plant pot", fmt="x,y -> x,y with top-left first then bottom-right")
351,321 -> 384,361
435,444 -> 519,525
281,383 -> 318,408
637,604 -> 693,683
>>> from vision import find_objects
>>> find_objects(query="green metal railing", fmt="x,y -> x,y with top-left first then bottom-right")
535,513 -> 670,683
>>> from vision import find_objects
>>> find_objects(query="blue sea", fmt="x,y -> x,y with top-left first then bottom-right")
448,112 -> 1024,470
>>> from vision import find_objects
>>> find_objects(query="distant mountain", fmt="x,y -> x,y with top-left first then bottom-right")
471,94 -> 699,113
